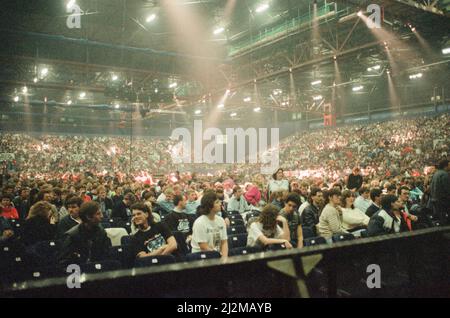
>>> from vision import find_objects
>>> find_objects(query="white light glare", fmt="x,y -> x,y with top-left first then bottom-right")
311,80 -> 322,86
367,65 -> 381,71
213,27 -> 225,35
169,83 -> 177,88
146,14 -> 156,23
230,112 -> 237,117
243,97 -> 251,102
441,48 -> 450,55
195,110 -> 202,115
79,92 -> 86,98
255,4 -> 269,13
352,85 -> 364,92
313,95 -> 323,101
409,73 -> 423,79
13,96 -> 19,102
67,0 -> 76,10
67,100 -> 72,105
40,68 -> 48,77
114,103 -> 120,109
33,77 -> 38,83
112,74 -> 118,81
22,86 -> 28,94
217,104 -> 224,108
253,107 -> 261,112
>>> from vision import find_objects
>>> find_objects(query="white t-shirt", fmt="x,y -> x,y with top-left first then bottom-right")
191,215 -> 228,253
247,222 -> 284,248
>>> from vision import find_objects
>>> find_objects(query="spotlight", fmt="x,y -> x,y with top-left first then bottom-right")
333,55 -> 337,60
79,92 -> 86,98
154,88 -> 159,93
409,73 -> 423,79
112,74 -> 118,81
442,47 -> 450,55
352,85 -> 364,92
195,110 -> 201,115
226,89 -> 231,94
357,11 -> 363,17
146,14 -> 156,23
387,69 -> 391,75
311,80 -> 322,86
13,96 -> 19,102
243,97 -> 251,102
217,104 -> 224,108
169,83 -> 177,88
253,107 -> 261,112
230,112 -> 237,117
289,68 -> 292,72
213,27 -> 225,35
67,100 -> 72,105
313,95 -> 323,101
367,65 -> 381,71
114,103 -> 120,109
22,86 -> 28,94
40,68 -> 48,77
33,77 -> 38,83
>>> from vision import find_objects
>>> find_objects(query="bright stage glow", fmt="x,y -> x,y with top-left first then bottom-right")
255,3 -> 269,13
146,14 -> 156,23
253,107 -> 261,112
230,112 -> 237,117
352,85 -> 364,92
213,27 -> 225,35
311,80 -> 322,86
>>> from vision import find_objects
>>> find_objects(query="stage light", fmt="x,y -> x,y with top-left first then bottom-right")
112,74 -> 118,81
146,14 -> 156,23
169,82 -> 177,88
230,112 -> 237,117
195,110 -> 202,115
226,89 -> 231,95
357,11 -> 363,17
13,96 -> 19,102
387,69 -> 391,75
154,88 -> 159,93
33,77 -> 38,83
79,92 -> 86,98
442,47 -> 450,54
253,107 -> 261,112
273,89 -> 282,96
313,95 -> 322,101
409,73 -> 423,79
217,104 -> 224,108
311,80 -> 321,86
352,85 -> 363,92
367,65 -> 381,71
255,3 -> 269,13
213,27 -> 225,35
114,103 -> 120,109
333,55 -> 337,60
22,86 -> 28,94
67,100 -> 72,105
40,68 -> 48,77
243,97 -> 251,102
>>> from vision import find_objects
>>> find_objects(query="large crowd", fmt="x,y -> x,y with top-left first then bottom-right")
0,113 -> 449,284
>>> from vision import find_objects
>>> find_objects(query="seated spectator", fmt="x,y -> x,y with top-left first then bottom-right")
244,184 -> 261,207
191,191 -> 228,257
347,167 -> 363,191
354,186 -> 372,213
185,190 -> 200,215
158,188 -> 175,216
279,193 -> 303,248
366,188 -> 382,218
57,196 -> 83,238
267,168 -> 289,197
0,215 -> 14,242
36,189 -> 59,222
95,186 -> 114,218
398,186 -> 418,230
13,188 -> 30,220
164,194 -> 194,240
341,190 -> 370,233
300,188 -> 324,234
270,191 -> 284,211
317,189 -> 348,241
215,189 -> 230,227
58,201 -> 111,265
111,192 -> 135,220
227,186 -> 251,215
247,204 -> 292,249
299,182 -> 309,204
0,194 -> 19,219
112,186 -> 124,205
129,203 -> 177,260
367,194 -> 409,236
22,201 -> 57,246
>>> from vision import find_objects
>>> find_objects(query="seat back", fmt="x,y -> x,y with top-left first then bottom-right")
227,225 -> 247,235
332,233 -> 355,243
229,219 -> 245,227
227,234 -> 248,249
171,231 -> 190,256
120,235 -> 132,246
26,240 -> 61,266
135,255 -> 176,267
303,236 -> 327,247
229,246 -> 263,256
185,251 -> 221,262
80,260 -> 122,273
302,226 -> 316,239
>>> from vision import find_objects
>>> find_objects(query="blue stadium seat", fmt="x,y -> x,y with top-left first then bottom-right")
120,235 -> 132,246
227,225 -> 247,235
266,243 -> 287,251
185,251 -> 221,262
332,233 -> 355,243
228,210 -> 241,216
245,211 -> 260,222
109,246 -> 133,268
135,255 -> 176,267
26,240 -> 61,266
229,214 -> 243,221
303,236 -> 327,247
101,222 -> 111,229
228,246 -> 263,256
230,219 -> 245,227
227,234 -> 247,249
360,230 -> 368,238
80,260 -> 122,273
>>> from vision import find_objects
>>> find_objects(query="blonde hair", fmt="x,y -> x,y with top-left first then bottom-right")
27,201 -> 53,220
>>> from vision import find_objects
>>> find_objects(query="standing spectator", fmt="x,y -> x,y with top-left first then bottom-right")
429,159 -> 450,225
367,195 -> 409,236
347,167 -> 363,191
300,188 -> 324,234
129,203 -> 177,260
366,188 -> 382,218
164,194 -> 194,238
58,201 -> 111,265
247,204 -> 291,249
354,186 -> 372,214
22,201 -> 57,246
279,193 -> 303,248
57,196 -> 83,238
317,189 -> 347,241
0,194 -> 19,219
191,191 -> 228,257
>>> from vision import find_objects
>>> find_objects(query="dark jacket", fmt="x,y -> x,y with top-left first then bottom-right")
22,217 -> 56,246
347,174 -> 363,191
0,216 -> 12,241
367,209 -> 409,237
111,200 -> 131,220
95,197 -> 114,214
430,169 -> 450,202
57,224 -> 111,265
163,210 -> 194,235
300,203 -> 320,230
365,203 -> 381,218
12,197 -> 30,220
56,215 -> 80,239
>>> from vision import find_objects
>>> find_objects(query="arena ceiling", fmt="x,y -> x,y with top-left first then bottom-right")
0,0 -> 449,130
